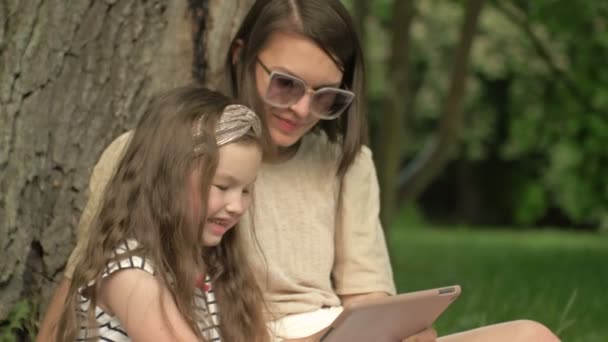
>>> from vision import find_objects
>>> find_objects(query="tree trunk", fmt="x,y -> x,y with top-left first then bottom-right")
204,0 -> 255,89
397,0 -> 485,204
377,0 -> 416,229
0,0 -> 253,322
352,0 -> 369,45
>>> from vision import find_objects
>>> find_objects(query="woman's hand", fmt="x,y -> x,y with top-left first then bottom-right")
402,327 -> 438,342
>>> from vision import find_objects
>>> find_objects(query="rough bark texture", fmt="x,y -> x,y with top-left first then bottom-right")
0,0 -> 179,320
0,0 -> 253,322
204,0 -> 254,89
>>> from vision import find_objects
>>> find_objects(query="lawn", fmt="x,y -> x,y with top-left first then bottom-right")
387,224 -> 607,342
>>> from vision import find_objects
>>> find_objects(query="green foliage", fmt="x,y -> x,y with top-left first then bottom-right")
359,0 -> 608,229
468,1 -> 608,228
0,300 -> 38,342
370,0 -> 393,28
513,180 -> 547,225
389,203 -> 429,231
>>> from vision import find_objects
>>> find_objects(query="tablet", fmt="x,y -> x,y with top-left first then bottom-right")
320,285 -> 461,342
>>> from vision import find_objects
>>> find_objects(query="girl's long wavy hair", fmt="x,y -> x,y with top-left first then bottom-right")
56,85 -> 270,342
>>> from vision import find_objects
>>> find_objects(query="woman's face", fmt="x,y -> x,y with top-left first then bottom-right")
255,32 -> 344,148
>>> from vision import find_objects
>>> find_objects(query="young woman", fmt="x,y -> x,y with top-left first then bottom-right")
54,86 -> 269,341
40,1 -> 560,341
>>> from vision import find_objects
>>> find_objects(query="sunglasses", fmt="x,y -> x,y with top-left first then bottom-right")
257,58 -> 355,120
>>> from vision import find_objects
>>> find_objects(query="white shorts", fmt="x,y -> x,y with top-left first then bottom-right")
269,306 -> 344,341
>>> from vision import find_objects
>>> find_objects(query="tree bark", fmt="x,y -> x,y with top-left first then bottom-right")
204,0 -> 254,89
377,0 -> 416,229
352,0 -> 369,45
398,0 -> 485,205
0,0 -> 253,322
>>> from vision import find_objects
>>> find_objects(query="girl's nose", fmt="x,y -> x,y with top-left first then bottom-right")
225,194 -> 245,215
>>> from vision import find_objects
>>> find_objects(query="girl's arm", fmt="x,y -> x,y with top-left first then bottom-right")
99,268 -> 199,342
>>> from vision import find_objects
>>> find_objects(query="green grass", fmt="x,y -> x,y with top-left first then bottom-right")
387,225 -> 607,342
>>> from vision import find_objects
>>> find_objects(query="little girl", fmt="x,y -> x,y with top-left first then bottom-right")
55,86 -> 270,341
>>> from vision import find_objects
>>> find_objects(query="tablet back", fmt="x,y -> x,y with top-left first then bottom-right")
320,285 -> 461,342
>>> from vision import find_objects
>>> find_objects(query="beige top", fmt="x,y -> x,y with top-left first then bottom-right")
65,131 -> 395,319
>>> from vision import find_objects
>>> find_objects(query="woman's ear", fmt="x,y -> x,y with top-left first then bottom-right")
231,39 -> 244,65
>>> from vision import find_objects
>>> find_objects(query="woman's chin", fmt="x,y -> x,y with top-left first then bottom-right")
269,129 -> 303,149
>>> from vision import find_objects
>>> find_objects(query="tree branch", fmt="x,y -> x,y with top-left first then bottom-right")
490,0 -> 597,114
398,0 -> 485,204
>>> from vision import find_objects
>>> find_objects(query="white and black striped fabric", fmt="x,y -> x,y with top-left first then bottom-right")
76,240 -> 221,341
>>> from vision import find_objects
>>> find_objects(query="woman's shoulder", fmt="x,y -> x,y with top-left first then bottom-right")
300,132 -> 374,172
88,131 -> 133,194
99,131 -> 133,163
300,132 -> 342,160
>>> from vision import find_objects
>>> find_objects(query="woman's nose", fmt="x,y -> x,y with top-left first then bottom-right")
289,92 -> 313,119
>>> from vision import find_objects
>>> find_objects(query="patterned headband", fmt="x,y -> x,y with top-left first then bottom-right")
193,104 -> 262,155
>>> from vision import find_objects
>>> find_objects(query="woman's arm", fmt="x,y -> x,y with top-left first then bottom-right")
338,291 -> 389,308
99,269 -> 199,342
333,146 -> 396,298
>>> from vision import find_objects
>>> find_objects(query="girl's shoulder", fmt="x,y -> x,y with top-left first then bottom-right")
80,240 -> 154,292
101,240 -> 155,279
77,240 -> 158,340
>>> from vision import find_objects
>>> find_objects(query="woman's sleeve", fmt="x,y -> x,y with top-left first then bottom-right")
63,131 -> 132,279
332,146 -> 396,296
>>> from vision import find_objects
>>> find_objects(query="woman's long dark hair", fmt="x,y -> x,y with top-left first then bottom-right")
225,0 -> 368,177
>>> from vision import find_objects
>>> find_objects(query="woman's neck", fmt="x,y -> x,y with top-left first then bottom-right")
265,140 -> 301,164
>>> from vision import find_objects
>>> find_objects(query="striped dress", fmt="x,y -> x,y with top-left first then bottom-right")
76,240 -> 221,341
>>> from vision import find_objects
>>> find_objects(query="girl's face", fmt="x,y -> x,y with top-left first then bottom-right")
194,142 -> 262,246
255,31 -> 344,148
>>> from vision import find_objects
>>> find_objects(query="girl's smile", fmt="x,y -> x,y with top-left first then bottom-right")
201,142 -> 262,246
205,217 -> 235,236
